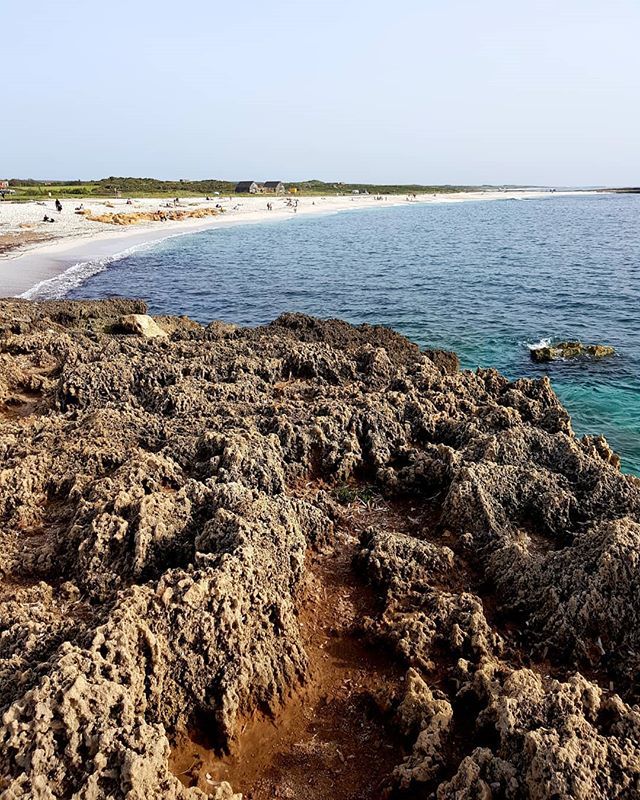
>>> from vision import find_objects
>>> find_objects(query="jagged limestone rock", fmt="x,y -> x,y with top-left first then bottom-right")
0,299 -> 638,799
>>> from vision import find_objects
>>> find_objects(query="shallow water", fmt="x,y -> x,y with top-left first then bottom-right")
62,194 -> 639,474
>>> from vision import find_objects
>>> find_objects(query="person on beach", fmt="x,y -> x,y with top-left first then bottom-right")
55,199 -> 62,213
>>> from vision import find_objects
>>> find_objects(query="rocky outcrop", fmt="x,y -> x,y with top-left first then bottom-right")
437,661 -> 640,799
530,340 -> 615,362
85,207 -> 224,225
0,299 -> 639,799
118,313 -> 169,338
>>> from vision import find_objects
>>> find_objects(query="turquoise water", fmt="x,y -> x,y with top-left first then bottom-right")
65,194 -> 639,474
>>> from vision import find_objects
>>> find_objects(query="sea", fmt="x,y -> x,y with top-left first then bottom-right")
32,193 -> 640,475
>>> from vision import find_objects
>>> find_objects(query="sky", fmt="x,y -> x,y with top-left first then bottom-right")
2,0 -> 639,185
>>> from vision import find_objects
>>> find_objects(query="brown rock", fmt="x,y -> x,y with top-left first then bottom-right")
530,340 -> 615,362
0,300 -> 638,799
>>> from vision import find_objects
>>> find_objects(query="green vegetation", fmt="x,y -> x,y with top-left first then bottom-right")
333,483 -> 378,505
292,179 -> 481,195
4,177 -> 237,201
3,176 -> 500,201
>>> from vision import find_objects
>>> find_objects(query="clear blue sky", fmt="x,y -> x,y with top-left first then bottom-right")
2,0 -> 639,185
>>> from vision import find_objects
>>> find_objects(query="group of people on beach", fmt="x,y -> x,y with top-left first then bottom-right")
43,198 -> 62,222
35,192 -> 315,228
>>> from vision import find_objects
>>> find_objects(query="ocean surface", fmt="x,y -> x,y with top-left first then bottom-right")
52,193 -> 639,474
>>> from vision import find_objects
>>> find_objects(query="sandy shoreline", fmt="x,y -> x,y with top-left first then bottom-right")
0,190 -> 595,297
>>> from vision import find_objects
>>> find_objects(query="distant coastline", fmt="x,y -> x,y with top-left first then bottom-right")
0,189 -> 599,298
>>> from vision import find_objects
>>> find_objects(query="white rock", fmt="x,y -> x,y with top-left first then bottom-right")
119,314 -> 168,339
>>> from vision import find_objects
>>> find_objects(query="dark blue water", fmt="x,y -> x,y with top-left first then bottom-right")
67,194 -> 640,474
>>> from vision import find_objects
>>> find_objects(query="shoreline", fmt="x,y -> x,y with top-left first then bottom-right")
0,190 -> 597,297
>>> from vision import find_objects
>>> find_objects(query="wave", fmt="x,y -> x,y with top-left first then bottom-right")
18,226 -> 216,300
19,249 -> 135,300
527,337 -> 552,351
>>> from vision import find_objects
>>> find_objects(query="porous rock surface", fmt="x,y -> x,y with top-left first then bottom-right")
0,299 -> 639,799
529,341 -> 615,363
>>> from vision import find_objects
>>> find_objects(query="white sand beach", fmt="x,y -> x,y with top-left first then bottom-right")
0,190 -> 594,297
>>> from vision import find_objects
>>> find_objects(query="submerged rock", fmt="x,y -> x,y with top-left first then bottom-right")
0,298 -> 638,799
530,340 -> 615,362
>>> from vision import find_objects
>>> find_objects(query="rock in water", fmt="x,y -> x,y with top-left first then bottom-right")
530,339 -> 615,362
585,343 -> 616,358
119,313 -> 169,338
0,298 -> 639,800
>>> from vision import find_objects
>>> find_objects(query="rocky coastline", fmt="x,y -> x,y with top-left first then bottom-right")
1,299 -> 639,799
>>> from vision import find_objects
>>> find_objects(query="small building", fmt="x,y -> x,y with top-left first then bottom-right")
263,181 -> 285,194
235,181 -> 259,194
